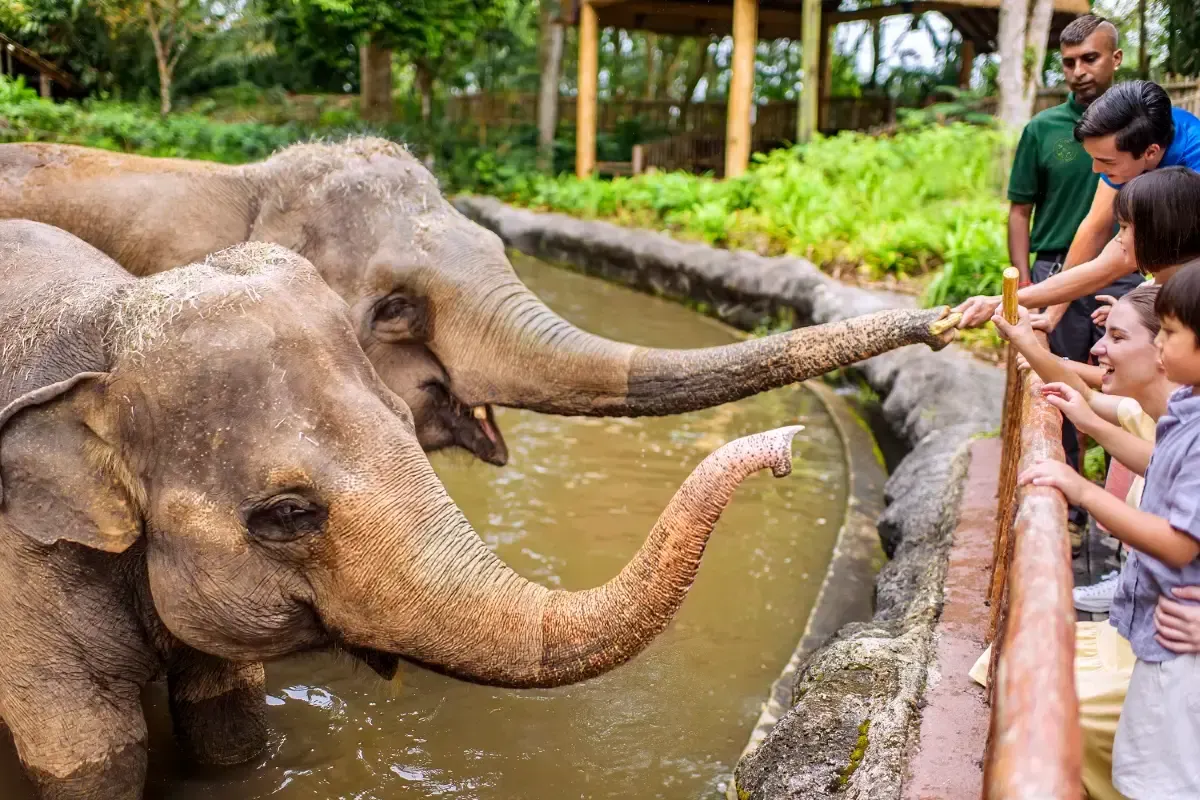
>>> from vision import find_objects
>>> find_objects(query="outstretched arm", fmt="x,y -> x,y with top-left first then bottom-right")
1021,462 -> 1200,568
956,184 -> 1133,328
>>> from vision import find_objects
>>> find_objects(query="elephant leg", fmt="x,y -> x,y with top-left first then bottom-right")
167,654 -> 267,766
5,675 -> 147,800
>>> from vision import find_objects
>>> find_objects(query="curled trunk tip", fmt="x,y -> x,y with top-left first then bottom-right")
737,425 -> 804,478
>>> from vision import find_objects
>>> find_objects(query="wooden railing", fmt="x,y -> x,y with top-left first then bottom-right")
982,269 -> 1081,798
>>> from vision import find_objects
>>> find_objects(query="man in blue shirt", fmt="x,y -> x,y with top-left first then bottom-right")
956,80 -> 1200,328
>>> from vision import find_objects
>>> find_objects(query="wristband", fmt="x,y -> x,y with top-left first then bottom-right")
1018,280 -> 1032,289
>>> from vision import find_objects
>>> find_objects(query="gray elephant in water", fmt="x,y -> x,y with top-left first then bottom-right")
0,220 -> 802,800
0,140 -> 959,468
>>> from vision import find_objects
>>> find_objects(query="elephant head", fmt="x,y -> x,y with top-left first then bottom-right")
0,234 -> 801,687
248,138 -> 958,453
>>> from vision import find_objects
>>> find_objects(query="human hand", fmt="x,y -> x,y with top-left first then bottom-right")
1091,295 -> 1117,328
990,305 -> 1037,345
1015,352 -> 1031,372
1040,382 -> 1101,435
1018,459 -> 1090,504
954,295 -> 1002,329
1155,585 -> 1200,654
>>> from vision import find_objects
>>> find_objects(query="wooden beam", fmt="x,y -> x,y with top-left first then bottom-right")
725,0 -> 757,178
0,32 -> 78,91
798,0 -> 821,142
576,0 -> 599,178
958,38 -> 976,88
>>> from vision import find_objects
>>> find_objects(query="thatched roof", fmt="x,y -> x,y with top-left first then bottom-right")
565,0 -> 1091,53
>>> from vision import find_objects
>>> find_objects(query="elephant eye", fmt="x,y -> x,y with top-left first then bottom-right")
373,295 -> 411,321
245,496 -> 327,542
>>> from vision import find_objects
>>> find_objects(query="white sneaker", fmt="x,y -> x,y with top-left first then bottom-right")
1073,571 -> 1119,613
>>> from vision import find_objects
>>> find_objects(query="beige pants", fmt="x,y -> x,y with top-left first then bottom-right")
1112,653 -> 1200,799
971,621 -> 1136,800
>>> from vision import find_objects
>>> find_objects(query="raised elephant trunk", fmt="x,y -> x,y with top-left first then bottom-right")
440,286 -> 959,416
330,427 -> 801,689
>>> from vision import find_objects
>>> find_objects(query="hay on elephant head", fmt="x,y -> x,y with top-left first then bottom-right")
106,242 -> 318,356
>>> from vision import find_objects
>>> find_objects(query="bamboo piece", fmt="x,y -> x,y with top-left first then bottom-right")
575,1 -> 598,178
987,267 -> 1023,643
725,0 -> 757,178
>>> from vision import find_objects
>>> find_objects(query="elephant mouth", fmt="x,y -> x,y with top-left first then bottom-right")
341,642 -> 402,680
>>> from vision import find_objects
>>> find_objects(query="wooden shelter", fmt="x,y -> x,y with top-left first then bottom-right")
0,32 -> 81,100
564,0 -> 1090,178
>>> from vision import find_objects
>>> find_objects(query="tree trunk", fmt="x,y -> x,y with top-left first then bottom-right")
997,0 -> 1054,129
144,6 -> 173,116
537,1 -> 565,173
1138,0 -> 1149,78
359,36 -> 393,123
414,61 -> 434,124
644,33 -> 658,99
680,39 -> 710,125
658,38 -> 682,101
868,21 -> 881,89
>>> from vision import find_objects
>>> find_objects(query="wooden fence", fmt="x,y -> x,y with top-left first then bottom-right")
982,269 -> 1081,798
445,78 -> 1197,175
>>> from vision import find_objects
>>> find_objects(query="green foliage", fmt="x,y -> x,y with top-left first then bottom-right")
1084,444 -> 1107,484
484,124 -> 1010,307
0,74 -> 38,104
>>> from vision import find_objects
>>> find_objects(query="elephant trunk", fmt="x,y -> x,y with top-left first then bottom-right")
442,287 -> 958,416
330,427 -> 801,688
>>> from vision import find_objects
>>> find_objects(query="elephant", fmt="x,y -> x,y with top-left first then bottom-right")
0,141 -> 960,468
0,219 -> 803,800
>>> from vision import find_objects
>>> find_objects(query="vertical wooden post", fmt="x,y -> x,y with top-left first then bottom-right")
959,39 -> 976,89
798,0 -> 821,142
576,0 -> 599,178
632,143 -> 645,175
38,71 -> 52,98
817,21 -> 833,132
725,0 -> 758,178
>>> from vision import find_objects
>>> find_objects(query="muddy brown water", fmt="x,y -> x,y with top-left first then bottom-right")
0,253 -> 848,799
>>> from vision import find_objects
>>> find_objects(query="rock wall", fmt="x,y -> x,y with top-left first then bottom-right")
453,196 -> 1004,798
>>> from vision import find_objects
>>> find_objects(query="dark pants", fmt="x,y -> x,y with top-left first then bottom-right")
1032,252 -> 1144,525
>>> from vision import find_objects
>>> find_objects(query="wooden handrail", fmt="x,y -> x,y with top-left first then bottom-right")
982,269 -> 1081,798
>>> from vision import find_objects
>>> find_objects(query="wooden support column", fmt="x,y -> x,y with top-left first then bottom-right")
817,20 -> 833,132
575,1 -> 599,178
38,71 -> 52,98
798,0 -> 821,142
724,0 -> 758,179
959,38 -> 976,89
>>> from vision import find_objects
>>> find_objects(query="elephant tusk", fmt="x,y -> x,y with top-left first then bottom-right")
472,406 -> 488,421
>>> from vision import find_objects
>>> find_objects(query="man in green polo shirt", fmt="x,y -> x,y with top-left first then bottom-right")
1006,14 -> 1139,528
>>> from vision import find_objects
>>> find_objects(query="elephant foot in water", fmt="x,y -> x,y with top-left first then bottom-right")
167,655 -> 268,767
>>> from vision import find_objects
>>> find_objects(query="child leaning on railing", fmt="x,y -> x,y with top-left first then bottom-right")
1020,267 -> 1200,800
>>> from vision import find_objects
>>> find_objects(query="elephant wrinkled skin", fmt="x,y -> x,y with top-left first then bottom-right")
0,141 -> 959,467
0,221 -> 802,800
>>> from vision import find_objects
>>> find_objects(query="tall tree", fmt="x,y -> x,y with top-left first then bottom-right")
298,0 -> 508,122
536,0 -> 564,171
996,0 -> 1054,129
97,0 -> 234,114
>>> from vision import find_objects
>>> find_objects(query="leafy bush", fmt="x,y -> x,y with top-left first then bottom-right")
490,124 -> 1012,306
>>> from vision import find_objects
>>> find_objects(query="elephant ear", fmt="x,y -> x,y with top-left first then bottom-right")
0,373 -> 143,553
